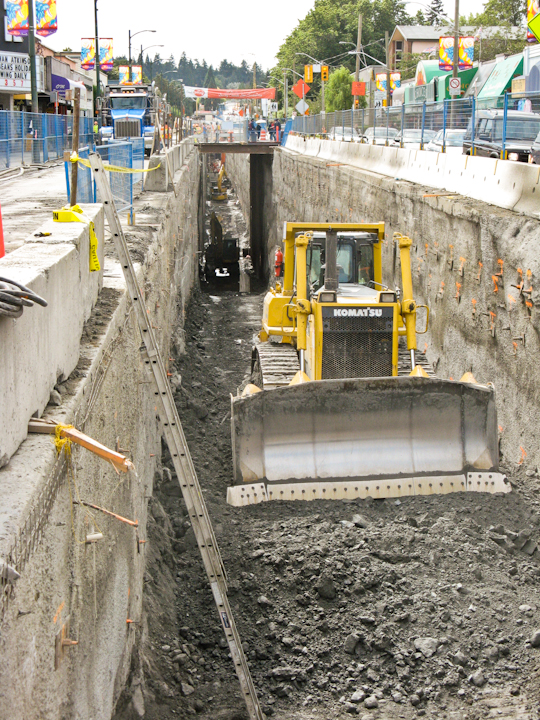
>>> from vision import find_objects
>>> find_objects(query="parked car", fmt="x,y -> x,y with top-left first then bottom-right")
327,127 -> 361,142
529,129 -> 540,164
425,129 -> 466,154
392,129 -> 436,149
462,109 -> 540,162
361,127 -> 398,145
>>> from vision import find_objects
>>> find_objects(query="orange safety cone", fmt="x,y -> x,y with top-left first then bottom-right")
0,203 -> 4,258
260,127 -> 267,141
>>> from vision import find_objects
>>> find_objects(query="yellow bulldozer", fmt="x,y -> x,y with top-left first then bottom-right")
227,222 -> 510,506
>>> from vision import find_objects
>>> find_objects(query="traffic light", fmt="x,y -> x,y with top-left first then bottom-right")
304,65 -> 313,83
321,65 -> 329,82
354,98 -> 359,108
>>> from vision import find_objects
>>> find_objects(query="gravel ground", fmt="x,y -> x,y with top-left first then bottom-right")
113,206 -> 540,720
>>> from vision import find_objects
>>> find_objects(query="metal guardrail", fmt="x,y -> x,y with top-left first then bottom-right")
0,111 -> 94,169
291,91 -> 540,158
64,139 -> 145,217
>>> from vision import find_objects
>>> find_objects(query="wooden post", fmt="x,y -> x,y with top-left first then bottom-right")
70,88 -> 81,207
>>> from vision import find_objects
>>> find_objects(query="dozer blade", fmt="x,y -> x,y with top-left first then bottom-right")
228,377 -> 510,506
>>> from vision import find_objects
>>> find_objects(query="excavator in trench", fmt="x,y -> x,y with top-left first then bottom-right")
227,222 -> 510,506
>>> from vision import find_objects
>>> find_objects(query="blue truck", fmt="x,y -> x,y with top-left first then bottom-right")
99,83 -> 156,156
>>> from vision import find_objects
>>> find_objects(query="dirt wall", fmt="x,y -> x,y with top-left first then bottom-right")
0,144 -> 200,720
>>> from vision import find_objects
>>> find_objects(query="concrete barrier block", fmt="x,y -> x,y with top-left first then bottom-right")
513,163 -> 540,217
0,205 -> 104,467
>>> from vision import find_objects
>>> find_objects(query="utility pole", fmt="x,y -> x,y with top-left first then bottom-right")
385,30 -> 391,110
27,0 -> 38,114
94,0 -> 100,120
129,30 -> 132,83
453,0 -> 459,79
283,70 -> 288,118
353,13 -> 362,110
70,88 -> 81,206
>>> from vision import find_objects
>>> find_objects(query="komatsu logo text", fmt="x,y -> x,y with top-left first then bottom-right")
333,308 -> 383,318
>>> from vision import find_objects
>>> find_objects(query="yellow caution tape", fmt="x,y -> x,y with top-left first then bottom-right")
70,153 -> 161,174
53,204 -> 101,273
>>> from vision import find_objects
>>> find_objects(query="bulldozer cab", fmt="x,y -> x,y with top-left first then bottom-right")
305,232 -> 377,293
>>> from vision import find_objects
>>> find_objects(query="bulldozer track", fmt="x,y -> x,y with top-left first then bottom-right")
254,342 -> 300,389
397,343 -> 435,376
254,340 -> 434,388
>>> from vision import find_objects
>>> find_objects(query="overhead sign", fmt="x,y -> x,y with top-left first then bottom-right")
183,86 -> 276,99
449,77 -> 461,95
295,99 -> 309,115
292,78 -> 309,98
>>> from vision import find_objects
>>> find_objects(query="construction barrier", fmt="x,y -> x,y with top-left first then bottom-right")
285,136 -> 540,220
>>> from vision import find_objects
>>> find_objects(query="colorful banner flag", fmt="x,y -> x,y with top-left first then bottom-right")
6,0 -> 28,36
184,86 -> 277,100
439,36 -> 454,71
82,39 -> 114,71
119,66 -> 130,85
458,37 -> 474,69
132,65 -> 143,84
375,73 -> 387,92
439,37 -> 474,71
390,72 -> 401,91
528,0 -> 540,42
36,0 -> 57,37
99,39 -> 113,72
81,38 -> 95,70
375,73 -> 401,93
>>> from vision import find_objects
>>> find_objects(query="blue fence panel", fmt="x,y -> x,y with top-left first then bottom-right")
289,90 -> 540,159
0,110 -> 97,169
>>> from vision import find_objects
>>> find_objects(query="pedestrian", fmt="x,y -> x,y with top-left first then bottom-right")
203,124 -> 208,143
256,123 -> 261,139
275,118 -> 282,143
269,120 -> 276,140
214,121 -> 220,143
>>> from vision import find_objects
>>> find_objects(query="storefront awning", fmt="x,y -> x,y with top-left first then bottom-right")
478,54 -> 524,98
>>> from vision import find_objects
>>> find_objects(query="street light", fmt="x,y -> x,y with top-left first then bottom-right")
129,29 -> 156,82
139,45 -> 163,82
139,44 -> 163,64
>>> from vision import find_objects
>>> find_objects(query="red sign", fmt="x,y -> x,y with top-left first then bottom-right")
351,81 -> 366,96
208,87 -> 276,99
292,79 -> 310,98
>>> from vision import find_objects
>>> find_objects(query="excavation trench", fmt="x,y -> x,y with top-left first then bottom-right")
114,164 -> 540,720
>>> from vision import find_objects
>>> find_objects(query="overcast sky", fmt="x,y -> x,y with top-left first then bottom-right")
46,0 -> 488,72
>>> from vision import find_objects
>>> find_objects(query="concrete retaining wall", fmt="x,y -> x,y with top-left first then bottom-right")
0,205 -> 105,467
285,134 -> 540,219
145,137 -> 195,192
0,144 -> 200,720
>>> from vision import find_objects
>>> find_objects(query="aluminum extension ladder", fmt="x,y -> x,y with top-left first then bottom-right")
88,152 -> 264,720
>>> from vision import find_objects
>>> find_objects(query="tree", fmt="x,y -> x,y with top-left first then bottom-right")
325,66 -> 353,111
397,51 -> 428,79
272,0 -> 414,113
472,0 -> 526,27
426,0 -> 446,25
